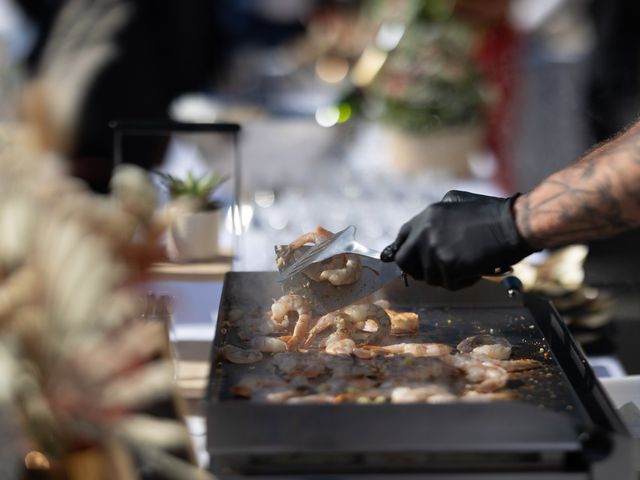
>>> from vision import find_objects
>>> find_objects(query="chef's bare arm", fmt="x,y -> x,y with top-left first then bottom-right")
514,120 -> 640,248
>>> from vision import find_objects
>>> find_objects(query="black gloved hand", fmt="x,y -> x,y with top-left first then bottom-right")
380,190 -> 538,290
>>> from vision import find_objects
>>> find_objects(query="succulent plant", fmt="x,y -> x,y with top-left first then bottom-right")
156,171 -> 229,211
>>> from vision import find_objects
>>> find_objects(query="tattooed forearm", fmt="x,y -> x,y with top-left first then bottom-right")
514,120 -> 640,248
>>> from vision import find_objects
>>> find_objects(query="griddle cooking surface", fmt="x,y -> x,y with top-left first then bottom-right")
209,273 -> 585,422
411,305 -> 582,417
206,273 -> 632,478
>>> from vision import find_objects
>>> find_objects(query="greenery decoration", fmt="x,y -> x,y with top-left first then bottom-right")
156,171 -> 229,211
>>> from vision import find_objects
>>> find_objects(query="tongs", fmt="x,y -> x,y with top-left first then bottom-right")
275,226 -> 402,315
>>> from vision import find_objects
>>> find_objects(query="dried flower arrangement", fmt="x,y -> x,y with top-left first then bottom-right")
0,128 -> 212,479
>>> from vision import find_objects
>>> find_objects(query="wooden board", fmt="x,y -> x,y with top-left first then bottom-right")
150,255 -> 233,281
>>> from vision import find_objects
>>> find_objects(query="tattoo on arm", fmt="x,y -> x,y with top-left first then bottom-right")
514,123 -> 640,248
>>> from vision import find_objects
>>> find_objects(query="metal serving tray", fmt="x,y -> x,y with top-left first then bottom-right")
205,272 -> 632,479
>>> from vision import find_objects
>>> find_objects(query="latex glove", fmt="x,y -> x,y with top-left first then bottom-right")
380,190 -> 537,290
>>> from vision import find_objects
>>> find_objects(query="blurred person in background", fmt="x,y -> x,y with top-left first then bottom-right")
383,0 -> 640,289
582,0 -> 640,282
382,116 -> 640,289
454,0 -> 520,191
14,0 -> 333,193
16,0 -> 224,192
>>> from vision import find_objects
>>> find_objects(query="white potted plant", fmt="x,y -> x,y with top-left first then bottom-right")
157,171 -> 229,262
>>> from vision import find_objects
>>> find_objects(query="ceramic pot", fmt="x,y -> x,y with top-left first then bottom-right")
386,126 -> 482,177
166,210 -> 220,262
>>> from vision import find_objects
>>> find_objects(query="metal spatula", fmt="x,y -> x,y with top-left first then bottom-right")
279,226 -> 377,279
274,226 -> 402,315
274,225 -> 512,315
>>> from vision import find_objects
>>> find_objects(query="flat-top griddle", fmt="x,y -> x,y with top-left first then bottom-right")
206,272 -> 632,479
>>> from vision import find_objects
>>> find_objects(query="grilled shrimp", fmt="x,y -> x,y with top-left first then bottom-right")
319,254 -> 362,286
271,294 -> 313,350
382,356 -> 462,385
230,374 -> 287,398
460,390 -> 516,402
273,352 -> 326,379
222,345 -> 263,364
285,227 -> 332,253
263,389 -> 308,404
325,338 -> 357,355
237,311 -> 283,340
303,255 -> 346,282
384,308 -> 419,335
368,342 -> 452,357
325,314 -> 355,346
278,227 -> 332,270
304,313 -> 375,357
323,375 -> 378,396
249,336 -> 288,353
448,354 -> 509,393
281,227 -> 361,286
492,358 -> 542,372
286,393 -> 338,404
457,334 -> 512,360
391,384 -> 457,404
325,338 -> 376,358
342,304 -> 391,345
303,312 -> 353,348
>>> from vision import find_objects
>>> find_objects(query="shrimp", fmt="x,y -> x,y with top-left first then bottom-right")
390,384 -> 457,404
385,308 -> 419,336
300,255 -> 345,282
325,338 -> 359,356
277,227 -> 333,267
280,227 -> 362,286
319,254 -> 362,286
457,335 -> 512,360
492,358 -> 542,372
427,392 -> 462,404
271,294 -> 313,349
249,336 -> 288,353
286,227 -> 332,253
260,384 -> 317,403
340,387 -> 394,404
286,394 -> 339,404
469,365 -> 508,393
373,299 -> 391,309
222,345 -> 263,364
230,374 -> 287,398
342,304 -> 391,345
448,354 -> 509,393
272,352 -> 326,379
352,348 -> 377,359
460,391 -> 516,402
304,313 -> 374,357
303,311 -> 353,348
322,375 -> 378,396
382,356 -> 463,386
320,354 -> 355,377
237,312 -> 282,341
325,315 -> 356,346
321,354 -> 380,381
368,342 -> 452,357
